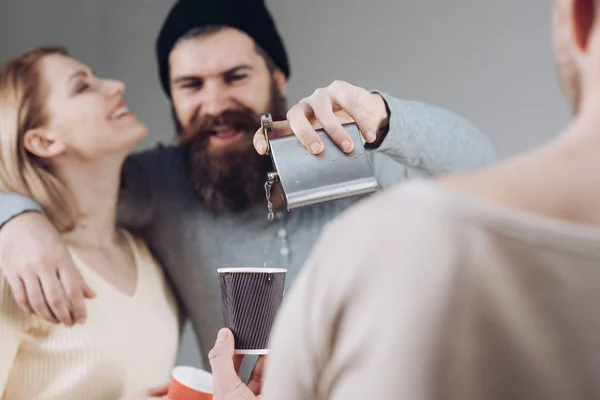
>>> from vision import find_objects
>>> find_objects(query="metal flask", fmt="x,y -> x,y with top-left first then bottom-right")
261,113 -> 378,210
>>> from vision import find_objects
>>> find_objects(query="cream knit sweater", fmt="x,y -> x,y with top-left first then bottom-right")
0,230 -> 180,400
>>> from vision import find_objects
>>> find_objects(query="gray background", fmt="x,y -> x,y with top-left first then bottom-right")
0,1 -> 571,368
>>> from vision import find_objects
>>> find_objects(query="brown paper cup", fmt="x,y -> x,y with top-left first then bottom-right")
167,366 -> 213,400
218,267 -> 286,354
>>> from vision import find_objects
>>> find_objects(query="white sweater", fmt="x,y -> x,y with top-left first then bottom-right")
0,230 -> 180,400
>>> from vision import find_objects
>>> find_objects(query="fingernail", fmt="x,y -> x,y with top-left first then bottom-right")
257,142 -> 266,154
217,328 -> 229,342
341,140 -> 353,152
77,317 -> 85,324
367,131 -> 377,142
310,141 -> 322,154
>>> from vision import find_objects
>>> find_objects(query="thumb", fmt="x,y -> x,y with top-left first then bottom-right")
146,382 -> 169,396
253,129 -> 268,155
209,328 -> 243,396
82,281 -> 97,299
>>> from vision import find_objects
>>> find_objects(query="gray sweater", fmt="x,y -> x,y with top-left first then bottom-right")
0,93 -> 496,369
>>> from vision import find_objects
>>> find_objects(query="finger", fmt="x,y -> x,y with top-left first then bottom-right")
145,383 -> 169,396
256,114 -> 354,145
269,113 -> 352,135
247,355 -> 266,396
307,93 -> 355,153
39,270 -> 74,326
329,81 -> 378,143
332,109 -> 355,124
208,328 -> 244,397
287,102 -> 324,154
253,129 -> 268,155
3,273 -> 34,315
58,260 -> 91,324
83,283 -> 97,299
22,273 -> 59,324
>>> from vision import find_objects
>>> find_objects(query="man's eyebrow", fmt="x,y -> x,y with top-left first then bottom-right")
172,75 -> 202,85
221,65 -> 253,76
172,64 -> 254,85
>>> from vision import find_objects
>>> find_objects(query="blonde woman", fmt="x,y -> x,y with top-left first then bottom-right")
0,47 -> 180,399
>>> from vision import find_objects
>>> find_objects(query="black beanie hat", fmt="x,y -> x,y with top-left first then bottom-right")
156,0 -> 290,97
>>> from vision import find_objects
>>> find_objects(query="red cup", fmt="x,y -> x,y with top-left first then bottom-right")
167,366 -> 213,400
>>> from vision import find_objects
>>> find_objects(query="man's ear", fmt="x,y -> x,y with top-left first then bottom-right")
572,0 -> 596,52
273,68 -> 287,95
22,128 -> 66,158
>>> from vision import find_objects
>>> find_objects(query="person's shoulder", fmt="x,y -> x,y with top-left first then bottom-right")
297,180 -> 476,330
125,142 -> 185,171
121,142 -> 187,195
311,179 -> 477,284
325,179 -> 466,242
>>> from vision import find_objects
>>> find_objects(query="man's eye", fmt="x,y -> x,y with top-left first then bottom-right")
181,82 -> 202,89
227,74 -> 248,82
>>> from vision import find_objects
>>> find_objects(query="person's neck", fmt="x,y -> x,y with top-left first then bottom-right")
55,156 -> 125,249
442,108 -> 600,226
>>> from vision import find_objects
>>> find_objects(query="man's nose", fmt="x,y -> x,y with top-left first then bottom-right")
199,83 -> 234,117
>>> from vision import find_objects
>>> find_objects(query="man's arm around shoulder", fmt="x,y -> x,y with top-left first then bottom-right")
0,142 -> 182,326
0,192 -> 45,230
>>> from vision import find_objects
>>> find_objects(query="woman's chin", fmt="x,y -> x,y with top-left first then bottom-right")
120,123 -> 149,148
135,123 -> 149,141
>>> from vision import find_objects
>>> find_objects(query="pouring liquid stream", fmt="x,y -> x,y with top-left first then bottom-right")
264,180 -> 275,222
264,180 -> 275,267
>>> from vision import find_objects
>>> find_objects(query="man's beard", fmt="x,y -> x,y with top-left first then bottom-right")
176,83 -> 287,214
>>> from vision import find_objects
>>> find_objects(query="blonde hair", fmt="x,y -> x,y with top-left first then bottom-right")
0,47 -> 78,232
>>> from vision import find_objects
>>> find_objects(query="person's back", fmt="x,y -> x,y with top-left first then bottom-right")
262,180 -> 600,399
207,0 -> 600,398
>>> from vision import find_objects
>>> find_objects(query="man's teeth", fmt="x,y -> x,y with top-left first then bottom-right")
111,106 -> 129,119
214,129 -> 239,137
